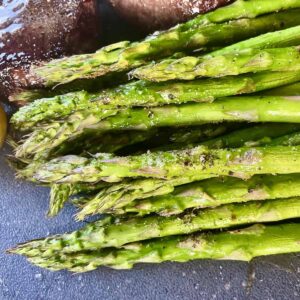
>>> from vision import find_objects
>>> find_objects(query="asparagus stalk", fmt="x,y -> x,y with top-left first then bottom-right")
25,145 -> 300,184
116,174 -> 300,216
14,108 -> 118,159
211,24 -> 300,56
14,123 -> 234,182
13,111 -> 233,160
48,182 -> 109,217
15,95 -> 300,158
76,176 -> 198,218
132,47 -> 300,82
113,124 -> 238,155
9,197 -> 300,257
9,69 -> 130,104
8,53 -> 185,105
11,91 -> 97,131
13,71 -> 300,132
136,22 -> 300,82
77,123 -> 300,218
162,124 -> 237,146
48,184 -> 73,217
14,223 -> 300,272
132,23 -> 300,82
25,2 -> 300,89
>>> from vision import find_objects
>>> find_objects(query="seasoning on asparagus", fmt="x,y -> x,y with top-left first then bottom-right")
114,174 -> 300,216
21,145 -> 300,185
25,2 -> 300,89
13,71 -> 300,131
10,198 -> 300,257
11,223 -> 300,272
77,123 -> 300,218
132,47 -> 300,82
211,24 -> 300,56
15,95 -> 300,159
11,21 -> 300,106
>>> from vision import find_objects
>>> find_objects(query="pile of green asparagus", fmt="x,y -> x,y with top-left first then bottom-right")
7,0 -> 300,272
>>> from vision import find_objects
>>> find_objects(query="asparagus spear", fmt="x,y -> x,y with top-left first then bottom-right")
25,2 -> 300,89
211,24 -> 300,56
114,124 -> 238,155
116,174 -> 300,216
14,123 -> 234,183
162,124 -> 237,145
8,53 -> 185,105
9,69 -> 130,104
76,177 -> 199,218
54,123 -> 237,160
14,223 -> 300,272
48,182 -> 109,217
14,108 -> 118,159
11,91 -> 96,131
15,95 -> 300,158
13,71 -> 300,132
133,47 -> 300,82
136,22 -> 300,82
48,184 -> 73,217
9,197 -> 300,257
76,123 -> 300,217
25,145 -> 300,184
133,22 -> 300,82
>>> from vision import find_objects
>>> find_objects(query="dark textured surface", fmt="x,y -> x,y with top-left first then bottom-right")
1,1 -> 300,299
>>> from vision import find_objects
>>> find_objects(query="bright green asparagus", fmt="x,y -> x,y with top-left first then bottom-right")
132,22 -> 300,81
14,108 -> 118,159
48,181 -> 109,217
13,71 -> 300,131
74,127 -> 300,218
114,174 -> 300,216
14,123 -> 234,181
77,123 -> 300,218
24,145 -> 300,184
8,198 -> 300,257
211,24 -> 300,56
133,47 -> 300,82
19,13 -> 300,102
48,184 -> 73,217
25,2 -> 300,89
9,198 -> 300,257
15,95 -> 300,158
13,223 -> 300,272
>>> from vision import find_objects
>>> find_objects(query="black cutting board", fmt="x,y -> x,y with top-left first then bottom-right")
1,1 -> 300,299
